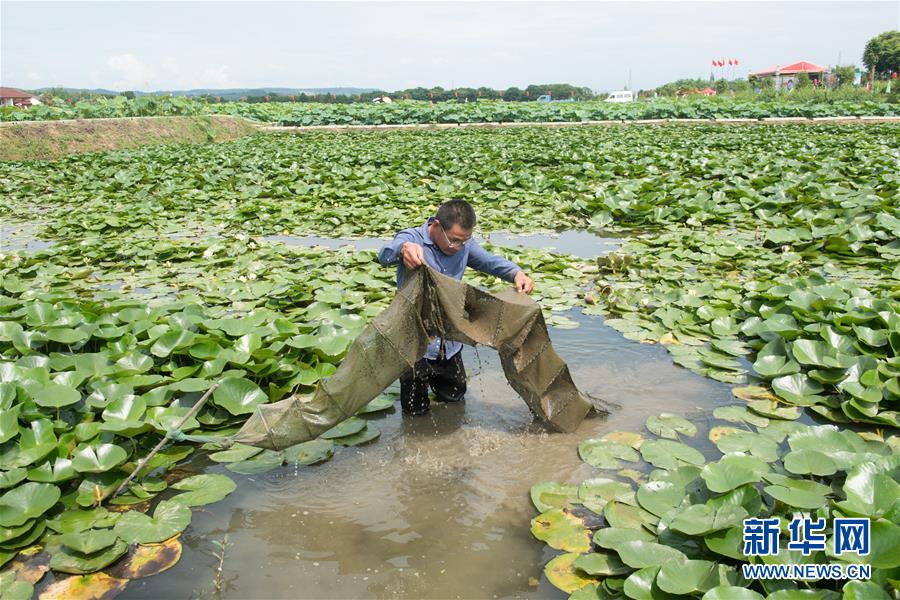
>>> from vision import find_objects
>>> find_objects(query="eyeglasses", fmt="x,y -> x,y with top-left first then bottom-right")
438,224 -> 473,249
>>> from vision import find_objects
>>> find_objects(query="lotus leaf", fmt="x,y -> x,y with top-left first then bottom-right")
614,540 -> 686,569
656,559 -> 722,595
284,439 -> 336,466
114,500 -> 192,544
579,438 -> 639,469
645,413 -> 697,439
212,376 -> 269,416
48,538 -> 129,574
113,535 -> 182,579
72,443 -> 128,473
170,474 -> 237,507
0,482 -> 60,527
669,503 -> 747,536
573,551 -> 631,577
332,422 -> 381,446
530,509 -> 591,552
58,528 -> 118,554
224,449 -> 285,475
544,552 -> 600,594
640,440 -> 705,470
530,482 -> 579,513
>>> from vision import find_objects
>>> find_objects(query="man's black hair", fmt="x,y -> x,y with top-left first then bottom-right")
436,199 -> 476,230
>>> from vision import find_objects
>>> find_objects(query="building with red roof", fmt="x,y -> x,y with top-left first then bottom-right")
0,87 -> 41,108
748,61 -> 830,91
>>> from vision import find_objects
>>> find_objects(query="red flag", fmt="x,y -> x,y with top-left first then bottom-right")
734,58 -> 739,66
712,59 -> 717,67
719,60 -> 725,67
728,59 -> 733,66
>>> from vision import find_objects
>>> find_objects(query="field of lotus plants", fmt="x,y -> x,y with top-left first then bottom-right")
0,121 -> 897,598
1,95 -> 898,125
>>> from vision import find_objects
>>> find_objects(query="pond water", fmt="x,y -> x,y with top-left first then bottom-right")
0,221 -> 54,252
263,230 -> 621,260
117,310 -> 735,600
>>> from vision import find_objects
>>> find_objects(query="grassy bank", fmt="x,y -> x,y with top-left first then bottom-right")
0,115 -> 259,161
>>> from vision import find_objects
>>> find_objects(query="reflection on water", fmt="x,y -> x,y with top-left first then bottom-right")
0,221 -> 54,252
264,230 -> 621,259
121,310 -> 734,600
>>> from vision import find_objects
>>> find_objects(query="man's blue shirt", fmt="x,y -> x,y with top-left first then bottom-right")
377,217 -> 522,360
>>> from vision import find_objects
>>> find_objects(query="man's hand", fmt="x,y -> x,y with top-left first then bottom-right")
400,242 -> 425,269
514,271 -> 534,294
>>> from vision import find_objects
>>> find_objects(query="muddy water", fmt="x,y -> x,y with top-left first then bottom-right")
122,310 -> 734,600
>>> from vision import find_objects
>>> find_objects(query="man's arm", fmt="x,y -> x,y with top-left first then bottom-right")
377,231 -> 418,267
466,241 -> 522,283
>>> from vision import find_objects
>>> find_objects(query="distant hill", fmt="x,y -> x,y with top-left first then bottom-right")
31,87 -> 379,98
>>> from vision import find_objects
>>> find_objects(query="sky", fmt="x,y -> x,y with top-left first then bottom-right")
2,1 -> 898,93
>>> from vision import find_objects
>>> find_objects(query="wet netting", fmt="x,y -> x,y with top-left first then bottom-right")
231,265 -> 597,450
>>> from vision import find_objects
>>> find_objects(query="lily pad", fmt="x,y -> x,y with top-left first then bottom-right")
530,509 -> 591,552
544,552 -> 600,594
112,535 -> 182,579
59,528 -> 119,554
37,571 -> 129,598
48,538 -> 129,574
114,500 -> 192,544
72,444 -> 129,474
212,376 -> 269,416
208,443 -> 263,463
224,449 -> 285,475
640,440 -> 705,471
332,422 -> 381,446
646,413 -> 697,439
0,482 -> 61,527
579,438 -> 639,469
530,482 -> 579,513
320,417 -> 367,439
170,474 -> 237,507
284,439 -> 335,466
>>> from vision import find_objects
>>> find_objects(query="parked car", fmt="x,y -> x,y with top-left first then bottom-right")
605,90 -> 635,103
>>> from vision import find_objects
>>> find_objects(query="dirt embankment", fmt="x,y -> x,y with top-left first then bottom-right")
0,115 -> 260,161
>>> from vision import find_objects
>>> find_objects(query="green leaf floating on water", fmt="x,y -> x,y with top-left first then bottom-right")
578,438 -> 639,469
640,439 -> 705,471
701,455 -> 770,493
114,500 -> 192,544
333,422 -> 380,446
645,413 -> 697,439
530,482 -> 579,513
320,416 -> 366,439
209,442 -> 264,463
32,383 -> 81,408
225,449 -> 285,475
572,551 -> 631,576
0,482 -> 61,527
614,540 -> 686,569
530,508 -> 591,553
170,474 -> 237,507
72,443 -> 129,473
213,376 -> 269,416
656,559 -> 725,595
59,527 -> 119,554
48,538 -> 129,575
284,439 -> 335,466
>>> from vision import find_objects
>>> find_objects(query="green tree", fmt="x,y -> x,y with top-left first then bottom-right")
832,65 -> 856,87
502,87 -> 524,101
863,30 -> 900,78
795,71 -> 811,90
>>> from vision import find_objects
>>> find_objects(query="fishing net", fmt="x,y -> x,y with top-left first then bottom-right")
231,265 -> 596,450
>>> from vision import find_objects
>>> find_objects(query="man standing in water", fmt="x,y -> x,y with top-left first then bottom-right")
377,199 -> 535,416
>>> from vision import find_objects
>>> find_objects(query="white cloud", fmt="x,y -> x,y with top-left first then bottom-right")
200,65 -> 234,88
106,53 -> 154,90
26,71 -> 42,81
